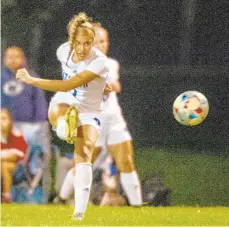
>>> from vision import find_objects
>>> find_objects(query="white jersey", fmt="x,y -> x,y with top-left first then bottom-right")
102,58 -> 122,117
56,42 -> 108,113
95,58 -> 132,147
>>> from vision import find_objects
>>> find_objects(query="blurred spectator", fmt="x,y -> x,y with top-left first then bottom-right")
1,109 -> 27,203
11,145 -> 44,204
1,46 -> 51,203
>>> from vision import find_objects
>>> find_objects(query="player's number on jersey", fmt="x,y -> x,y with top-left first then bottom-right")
62,72 -> 77,97
71,89 -> 77,97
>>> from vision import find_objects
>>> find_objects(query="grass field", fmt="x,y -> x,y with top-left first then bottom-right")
134,148 -> 229,206
1,204 -> 229,226
2,149 -> 229,226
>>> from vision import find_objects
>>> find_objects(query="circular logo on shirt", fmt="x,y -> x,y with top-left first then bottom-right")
3,80 -> 24,96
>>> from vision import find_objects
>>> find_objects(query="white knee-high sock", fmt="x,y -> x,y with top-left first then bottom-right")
56,118 -> 66,140
120,171 -> 142,206
74,163 -> 92,215
60,169 -> 74,200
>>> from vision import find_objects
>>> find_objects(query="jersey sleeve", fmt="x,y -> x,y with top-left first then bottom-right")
86,56 -> 108,78
56,42 -> 70,63
107,59 -> 120,82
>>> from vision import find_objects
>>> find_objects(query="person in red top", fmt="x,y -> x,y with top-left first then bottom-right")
1,108 -> 27,203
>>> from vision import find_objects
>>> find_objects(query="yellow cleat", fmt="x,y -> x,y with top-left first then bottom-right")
65,106 -> 79,144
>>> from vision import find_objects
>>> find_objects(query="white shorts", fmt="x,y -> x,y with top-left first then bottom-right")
96,114 -> 132,147
49,92 -> 102,132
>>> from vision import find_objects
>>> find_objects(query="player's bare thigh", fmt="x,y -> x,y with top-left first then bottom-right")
108,140 -> 135,173
48,103 -> 70,128
91,146 -> 102,164
74,125 -> 99,165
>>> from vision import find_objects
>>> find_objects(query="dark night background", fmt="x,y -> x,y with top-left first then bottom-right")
2,0 -> 229,152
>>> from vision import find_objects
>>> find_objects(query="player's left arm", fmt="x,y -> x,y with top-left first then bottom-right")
105,60 -> 121,93
16,68 -> 99,92
110,81 -> 121,93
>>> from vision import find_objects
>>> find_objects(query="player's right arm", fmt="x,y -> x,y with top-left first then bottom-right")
16,55 -> 108,92
16,68 -> 98,92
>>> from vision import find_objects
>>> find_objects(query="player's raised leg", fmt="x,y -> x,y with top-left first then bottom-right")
48,103 -> 78,144
108,140 -> 142,206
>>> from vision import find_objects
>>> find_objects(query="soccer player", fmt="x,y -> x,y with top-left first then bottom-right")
16,12 -> 110,220
55,24 -> 143,207
93,24 -> 142,206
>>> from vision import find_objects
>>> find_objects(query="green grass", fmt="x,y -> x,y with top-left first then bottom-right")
135,148 -> 229,206
1,204 -> 229,226
53,145 -> 229,206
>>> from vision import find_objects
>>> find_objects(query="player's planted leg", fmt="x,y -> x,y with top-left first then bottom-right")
73,125 -> 99,220
56,148 -> 101,204
73,163 -> 92,220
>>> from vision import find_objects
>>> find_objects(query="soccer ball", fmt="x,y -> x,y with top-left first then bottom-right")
173,91 -> 209,126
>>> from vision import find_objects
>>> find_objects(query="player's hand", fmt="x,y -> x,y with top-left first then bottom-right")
16,68 -> 34,84
104,83 -> 112,94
